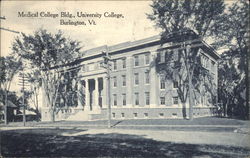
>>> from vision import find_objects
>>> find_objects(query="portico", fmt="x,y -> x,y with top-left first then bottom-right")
78,75 -> 107,113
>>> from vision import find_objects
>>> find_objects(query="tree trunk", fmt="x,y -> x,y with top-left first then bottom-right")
34,88 -> 39,121
181,102 -> 187,119
4,90 -> 8,125
50,108 -> 55,122
245,47 -> 249,120
188,75 -> 194,120
225,96 -> 229,117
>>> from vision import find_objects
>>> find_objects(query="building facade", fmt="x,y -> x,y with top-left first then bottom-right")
41,31 -> 220,121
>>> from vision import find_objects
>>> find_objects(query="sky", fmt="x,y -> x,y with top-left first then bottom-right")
1,1 -> 160,57
0,0 -> 237,58
0,0 -> 161,100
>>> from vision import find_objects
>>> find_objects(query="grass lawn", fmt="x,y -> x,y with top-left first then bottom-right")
1,128 -> 250,157
3,116 -> 248,126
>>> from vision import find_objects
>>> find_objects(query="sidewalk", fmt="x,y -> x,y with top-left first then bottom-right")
1,126 -> 250,149
59,128 -> 250,148
1,117 -> 249,133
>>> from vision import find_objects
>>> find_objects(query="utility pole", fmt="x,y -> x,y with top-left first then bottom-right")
22,74 -> 26,126
4,87 -> 8,125
101,51 -> 112,128
18,71 -> 29,126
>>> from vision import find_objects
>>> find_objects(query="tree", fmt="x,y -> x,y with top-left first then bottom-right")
12,29 -> 82,122
211,0 -> 248,51
0,57 -> 6,88
57,69 -> 80,109
218,49 -> 247,119
148,0 -> 224,119
0,56 -> 22,124
148,0 -> 225,39
213,0 -> 249,119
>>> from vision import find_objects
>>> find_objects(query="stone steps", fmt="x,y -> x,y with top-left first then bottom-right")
65,108 -> 104,121
66,110 -> 90,121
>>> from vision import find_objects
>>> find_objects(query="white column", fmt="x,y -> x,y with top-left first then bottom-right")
150,51 -> 157,107
77,81 -> 84,109
102,77 -> 107,108
85,79 -> 90,111
94,78 -> 100,111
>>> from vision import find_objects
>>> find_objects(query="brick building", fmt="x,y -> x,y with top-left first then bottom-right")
41,31 -> 219,121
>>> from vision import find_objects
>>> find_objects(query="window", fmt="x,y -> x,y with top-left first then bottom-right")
145,72 -> 150,84
173,97 -> 178,104
122,93 -> 126,106
160,97 -> 165,105
135,93 -> 139,105
173,50 -> 178,61
82,64 -> 86,71
211,60 -> 215,66
112,113 -> 115,118
211,60 -> 215,72
122,58 -> 126,68
144,113 -> 148,118
201,55 -> 209,69
145,92 -> 150,105
134,55 -> 139,66
122,75 -> 126,86
134,73 -> 139,85
113,60 -> 117,70
159,52 -> 165,63
113,94 -> 117,106
172,113 -> 177,117
159,113 -> 164,117
145,54 -> 150,65
121,113 -> 125,118
173,81 -> 178,88
134,113 -> 138,118
113,76 -> 117,87
160,78 -> 165,89
206,59 -> 210,69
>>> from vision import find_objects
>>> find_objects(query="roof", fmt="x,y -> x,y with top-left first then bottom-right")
79,35 -> 161,59
50,30 -> 220,70
0,101 -> 17,108
17,110 -> 36,115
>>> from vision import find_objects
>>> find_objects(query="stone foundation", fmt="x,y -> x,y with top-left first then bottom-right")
41,106 -> 218,121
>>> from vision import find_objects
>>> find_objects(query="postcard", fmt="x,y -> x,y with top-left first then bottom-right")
1,0 -> 249,157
